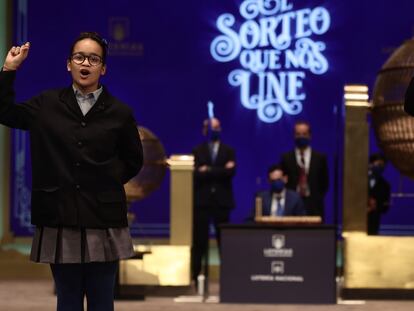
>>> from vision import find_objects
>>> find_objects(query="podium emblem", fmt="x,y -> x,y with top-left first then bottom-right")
271,261 -> 285,274
272,234 -> 285,249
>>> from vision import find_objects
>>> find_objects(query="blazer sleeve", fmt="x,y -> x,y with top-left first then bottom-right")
117,112 -> 144,184
245,192 -> 260,222
319,153 -> 329,195
207,147 -> 236,179
0,70 -> 40,130
280,153 -> 289,174
194,146 -> 236,180
280,152 -> 298,190
375,179 -> 391,214
294,196 -> 306,216
404,76 -> 414,116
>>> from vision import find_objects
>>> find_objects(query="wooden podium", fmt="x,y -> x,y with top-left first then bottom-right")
255,216 -> 322,225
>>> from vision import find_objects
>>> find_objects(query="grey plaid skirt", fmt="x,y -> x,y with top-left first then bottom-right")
30,226 -> 135,264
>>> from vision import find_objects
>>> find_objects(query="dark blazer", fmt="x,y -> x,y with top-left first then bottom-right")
280,150 -> 329,218
254,189 -> 306,217
0,70 -> 143,228
404,76 -> 414,115
192,142 -> 236,209
368,176 -> 391,235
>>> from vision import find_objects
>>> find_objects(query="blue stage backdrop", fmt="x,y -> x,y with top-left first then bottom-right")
10,0 -> 414,236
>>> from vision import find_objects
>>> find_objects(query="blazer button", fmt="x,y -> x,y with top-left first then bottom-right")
75,162 -> 81,167
77,141 -> 83,147
75,184 -> 81,190
81,122 -> 86,127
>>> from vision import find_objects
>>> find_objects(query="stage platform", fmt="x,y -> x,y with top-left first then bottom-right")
2,279 -> 414,311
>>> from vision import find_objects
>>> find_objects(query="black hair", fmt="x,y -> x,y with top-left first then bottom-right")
68,32 -> 108,64
369,153 -> 387,164
267,164 -> 285,176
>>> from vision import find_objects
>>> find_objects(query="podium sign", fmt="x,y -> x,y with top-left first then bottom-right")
220,225 -> 336,304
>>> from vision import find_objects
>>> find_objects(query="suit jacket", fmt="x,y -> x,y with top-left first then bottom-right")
0,70 -> 143,228
193,141 -> 236,209
404,76 -> 414,116
368,175 -> 391,234
369,176 -> 391,214
255,189 -> 306,217
280,149 -> 329,218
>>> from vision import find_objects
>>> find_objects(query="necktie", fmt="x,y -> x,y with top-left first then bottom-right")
298,150 -> 309,197
276,198 -> 284,216
300,150 -> 305,167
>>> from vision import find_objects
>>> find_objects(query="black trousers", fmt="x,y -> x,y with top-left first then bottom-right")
368,211 -> 381,235
50,261 -> 118,311
191,205 -> 230,282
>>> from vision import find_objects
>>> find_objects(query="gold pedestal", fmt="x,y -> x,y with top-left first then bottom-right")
343,85 -> 370,232
342,232 -> 414,299
119,155 -> 194,288
0,248 -> 51,279
342,85 -> 414,298
167,155 -> 194,246
120,245 -> 190,286
343,232 -> 414,289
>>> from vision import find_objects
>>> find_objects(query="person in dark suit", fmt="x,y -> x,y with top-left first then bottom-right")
252,164 -> 306,218
367,153 -> 391,235
280,121 -> 329,221
404,75 -> 414,115
0,33 -> 143,311
192,117 -> 236,283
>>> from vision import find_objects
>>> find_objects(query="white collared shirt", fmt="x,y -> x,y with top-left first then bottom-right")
270,189 -> 286,216
295,147 -> 312,173
209,141 -> 220,162
72,85 -> 103,116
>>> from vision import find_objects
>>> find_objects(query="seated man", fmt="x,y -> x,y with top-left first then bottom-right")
253,164 -> 306,218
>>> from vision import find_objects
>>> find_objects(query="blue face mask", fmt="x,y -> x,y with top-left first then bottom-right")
208,129 -> 221,142
271,179 -> 285,193
371,165 -> 384,177
295,137 -> 310,148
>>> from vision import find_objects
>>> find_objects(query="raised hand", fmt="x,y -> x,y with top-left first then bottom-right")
3,42 -> 30,71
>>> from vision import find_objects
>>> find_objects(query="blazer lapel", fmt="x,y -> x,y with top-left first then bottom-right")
59,86 -> 111,120
205,142 -> 220,165
202,143 -> 213,165
84,88 -> 110,119
212,142 -> 222,164
265,191 -> 274,216
59,87 -> 84,119
290,152 -> 301,175
308,151 -> 316,180
284,190 -> 292,215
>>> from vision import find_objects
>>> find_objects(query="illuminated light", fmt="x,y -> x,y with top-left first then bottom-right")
344,85 -> 369,93
345,101 -> 372,108
210,0 -> 331,123
344,94 -> 370,101
344,84 -> 370,106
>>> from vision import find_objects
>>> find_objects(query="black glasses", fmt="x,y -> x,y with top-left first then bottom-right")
70,53 -> 103,66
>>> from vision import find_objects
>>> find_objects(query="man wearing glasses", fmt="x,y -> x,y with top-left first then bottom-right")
0,32 -> 143,311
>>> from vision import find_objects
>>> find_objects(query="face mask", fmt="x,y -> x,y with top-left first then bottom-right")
208,129 -> 221,142
371,165 -> 384,177
271,179 -> 285,193
295,137 -> 310,148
